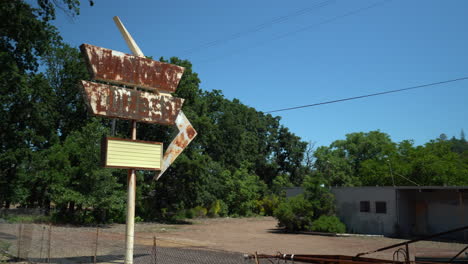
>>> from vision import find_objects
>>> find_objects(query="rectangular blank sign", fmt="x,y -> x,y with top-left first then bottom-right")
102,137 -> 162,170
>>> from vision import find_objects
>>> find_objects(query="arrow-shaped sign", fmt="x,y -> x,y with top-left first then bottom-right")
156,111 -> 197,180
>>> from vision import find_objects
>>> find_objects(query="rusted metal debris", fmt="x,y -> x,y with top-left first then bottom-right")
81,80 -> 184,125
155,110 -> 197,180
247,225 -> 468,264
247,253 -> 402,264
80,44 -> 185,93
356,225 -> 468,259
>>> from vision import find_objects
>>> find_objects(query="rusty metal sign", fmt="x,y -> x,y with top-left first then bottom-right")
80,17 -> 198,180
80,44 -> 185,93
81,80 -> 184,125
156,111 -> 197,179
78,16 -> 198,264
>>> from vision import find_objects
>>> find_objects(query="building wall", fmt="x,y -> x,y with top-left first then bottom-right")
397,189 -> 468,240
331,187 -> 397,235
285,186 -> 467,239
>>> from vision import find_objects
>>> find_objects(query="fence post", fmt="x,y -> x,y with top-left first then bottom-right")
93,227 -> 99,264
40,226 -> 45,260
16,223 -> 23,260
47,223 -> 52,264
151,235 -> 157,264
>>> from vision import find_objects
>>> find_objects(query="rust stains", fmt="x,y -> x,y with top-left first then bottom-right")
186,125 -> 196,140
81,80 -> 184,125
80,44 -> 185,93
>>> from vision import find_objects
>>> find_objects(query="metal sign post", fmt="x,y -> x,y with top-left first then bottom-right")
79,17 -> 197,264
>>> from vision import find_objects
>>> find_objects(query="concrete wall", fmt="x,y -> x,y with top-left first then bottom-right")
331,187 -> 397,235
397,189 -> 468,240
286,186 -> 467,239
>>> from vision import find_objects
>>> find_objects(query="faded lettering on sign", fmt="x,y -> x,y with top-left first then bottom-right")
80,44 -> 185,93
81,80 -> 184,125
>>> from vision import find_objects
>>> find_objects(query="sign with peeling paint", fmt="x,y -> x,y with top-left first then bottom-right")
80,44 -> 185,93
79,16 -> 197,178
79,16 -> 198,264
156,111 -> 197,179
81,80 -> 184,125
102,137 -> 162,170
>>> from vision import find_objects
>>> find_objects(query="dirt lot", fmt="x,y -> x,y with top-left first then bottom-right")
138,217 -> 466,259
1,217 -> 466,263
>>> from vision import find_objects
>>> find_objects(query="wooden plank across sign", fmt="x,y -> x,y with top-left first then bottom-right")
101,137 -> 162,171
80,44 -> 185,93
81,80 -> 184,125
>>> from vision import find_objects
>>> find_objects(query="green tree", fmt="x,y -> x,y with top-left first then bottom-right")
314,131 -> 397,186
22,120 -> 125,223
0,0 -> 83,208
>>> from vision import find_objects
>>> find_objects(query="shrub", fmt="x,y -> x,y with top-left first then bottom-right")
261,195 -> 281,216
273,195 -> 314,231
191,206 -> 207,218
4,214 -> 51,224
185,209 -> 194,219
208,200 -> 228,217
310,215 -> 346,233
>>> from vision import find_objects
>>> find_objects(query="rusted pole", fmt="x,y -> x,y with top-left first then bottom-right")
356,225 -> 468,257
113,16 -> 141,264
93,226 -> 99,264
449,245 -> 468,263
152,235 -> 157,264
405,243 -> 410,264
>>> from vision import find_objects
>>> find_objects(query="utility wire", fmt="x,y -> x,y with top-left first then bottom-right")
181,0 -> 335,56
266,76 -> 468,113
199,0 -> 390,63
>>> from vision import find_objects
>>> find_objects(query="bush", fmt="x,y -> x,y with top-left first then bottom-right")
273,195 -> 314,231
184,209 -> 195,219
260,195 -> 281,216
134,216 -> 144,223
208,200 -> 228,217
191,206 -> 207,218
310,215 -> 346,233
4,214 -> 51,224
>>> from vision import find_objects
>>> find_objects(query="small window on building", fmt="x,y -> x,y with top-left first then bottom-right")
375,201 -> 387,214
360,201 -> 370,212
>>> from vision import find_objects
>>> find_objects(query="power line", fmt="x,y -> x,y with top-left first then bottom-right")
199,0 -> 390,63
180,0 -> 335,56
266,76 -> 468,113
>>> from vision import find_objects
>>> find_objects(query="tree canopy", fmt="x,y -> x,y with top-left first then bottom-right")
1,0 -> 467,223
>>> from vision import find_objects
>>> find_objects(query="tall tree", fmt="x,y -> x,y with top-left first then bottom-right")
0,0 -> 83,207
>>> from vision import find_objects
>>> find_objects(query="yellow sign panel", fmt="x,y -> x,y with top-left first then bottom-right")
102,137 -> 162,170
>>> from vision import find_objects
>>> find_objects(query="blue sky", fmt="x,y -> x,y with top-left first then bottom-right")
52,0 -> 468,147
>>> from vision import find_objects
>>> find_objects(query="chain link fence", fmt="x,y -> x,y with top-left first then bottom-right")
0,222 -> 290,264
